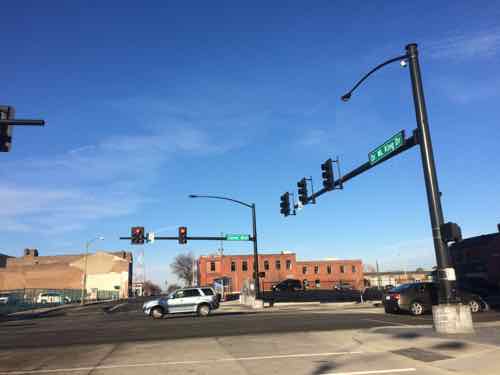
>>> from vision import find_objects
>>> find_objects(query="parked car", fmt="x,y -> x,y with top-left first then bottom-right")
36,292 -> 71,304
383,282 -> 486,316
142,287 -> 220,319
0,293 -> 17,305
272,279 -> 302,293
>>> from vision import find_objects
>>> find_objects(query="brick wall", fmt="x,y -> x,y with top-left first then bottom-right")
198,253 -> 364,292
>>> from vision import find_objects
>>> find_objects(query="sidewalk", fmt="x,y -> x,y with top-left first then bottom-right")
353,322 -> 500,374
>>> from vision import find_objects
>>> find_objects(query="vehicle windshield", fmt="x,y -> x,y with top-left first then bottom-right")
390,284 -> 416,292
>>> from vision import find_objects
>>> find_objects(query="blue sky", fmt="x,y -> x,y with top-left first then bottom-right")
2,1 -> 500,287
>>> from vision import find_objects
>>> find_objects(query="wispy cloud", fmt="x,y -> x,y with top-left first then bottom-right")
296,129 -> 330,147
427,28 -> 500,61
1,124 -> 237,234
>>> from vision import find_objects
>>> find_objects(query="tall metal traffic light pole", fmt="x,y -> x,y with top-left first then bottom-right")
341,43 -> 473,333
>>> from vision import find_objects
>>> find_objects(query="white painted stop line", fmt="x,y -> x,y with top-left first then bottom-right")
324,369 -> 416,375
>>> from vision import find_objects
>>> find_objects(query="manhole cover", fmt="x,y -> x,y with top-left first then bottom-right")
392,347 -> 453,362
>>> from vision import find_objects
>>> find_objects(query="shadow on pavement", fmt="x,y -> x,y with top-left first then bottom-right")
0,310 -> 66,323
432,341 -> 468,350
392,331 -> 422,339
311,361 -> 337,375
159,311 -> 258,320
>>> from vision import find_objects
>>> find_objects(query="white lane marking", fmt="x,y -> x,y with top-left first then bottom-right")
107,303 -> 127,312
362,318 -> 411,327
324,369 -> 416,375
0,351 -> 363,374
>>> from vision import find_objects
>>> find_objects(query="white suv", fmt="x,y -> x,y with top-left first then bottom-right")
143,287 -> 220,319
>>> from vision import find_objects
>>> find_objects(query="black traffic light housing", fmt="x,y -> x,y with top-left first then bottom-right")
131,226 -> 145,245
441,222 -> 462,243
0,106 -> 14,152
280,192 -> 291,217
297,178 -> 308,205
178,226 -> 187,244
321,158 -> 334,190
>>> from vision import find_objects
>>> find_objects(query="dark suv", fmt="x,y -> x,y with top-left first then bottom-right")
384,282 -> 486,316
272,279 -> 302,292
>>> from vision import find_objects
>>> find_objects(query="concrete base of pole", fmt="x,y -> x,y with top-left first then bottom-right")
432,304 -> 474,334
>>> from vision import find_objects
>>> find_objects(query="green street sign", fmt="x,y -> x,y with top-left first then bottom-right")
369,130 -> 405,165
225,234 -> 250,241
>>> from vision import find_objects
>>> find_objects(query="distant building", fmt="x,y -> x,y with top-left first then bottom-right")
364,270 -> 433,288
197,251 -> 363,294
0,248 -> 132,298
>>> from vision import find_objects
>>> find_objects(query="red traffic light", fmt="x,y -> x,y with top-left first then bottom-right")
178,226 -> 187,244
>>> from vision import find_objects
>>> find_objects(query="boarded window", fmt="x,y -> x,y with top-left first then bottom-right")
210,262 -> 215,272
275,260 -> 281,270
302,266 -> 307,274
327,265 -> 332,274
286,259 -> 292,270
314,265 -> 319,274
264,260 -> 269,270
352,265 -> 356,273
231,261 -> 236,272
242,261 -> 248,271
340,265 -> 345,273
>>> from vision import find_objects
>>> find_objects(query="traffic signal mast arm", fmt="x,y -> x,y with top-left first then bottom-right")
293,129 -> 418,210
119,236 -> 254,241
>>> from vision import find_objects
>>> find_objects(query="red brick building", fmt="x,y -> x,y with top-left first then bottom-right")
197,251 -> 363,294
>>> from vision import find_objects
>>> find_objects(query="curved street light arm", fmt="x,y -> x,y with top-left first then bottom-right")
188,194 -> 253,209
341,54 -> 409,101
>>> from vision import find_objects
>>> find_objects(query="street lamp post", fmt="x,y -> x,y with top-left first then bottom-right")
81,236 -> 104,305
189,194 -> 260,298
341,43 -> 472,333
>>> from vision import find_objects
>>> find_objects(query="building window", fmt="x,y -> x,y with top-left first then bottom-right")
327,265 -> 332,274
210,262 -> 215,272
302,266 -> 307,274
231,261 -> 236,272
340,265 -> 345,273
352,265 -> 356,273
242,261 -> 248,272
314,265 -> 319,274
315,280 -> 321,288
286,259 -> 292,270
264,260 -> 269,271
275,260 -> 281,270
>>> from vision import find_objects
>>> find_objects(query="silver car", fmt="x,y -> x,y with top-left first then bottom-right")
143,287 -> 219,319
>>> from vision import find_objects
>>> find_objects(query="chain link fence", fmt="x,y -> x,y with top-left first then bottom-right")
0,288 -> 120,315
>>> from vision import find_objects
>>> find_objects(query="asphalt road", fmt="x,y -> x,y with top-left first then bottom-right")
1,299 -> 500,350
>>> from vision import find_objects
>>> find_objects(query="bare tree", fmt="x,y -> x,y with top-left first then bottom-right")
143,280 -> 162,296
166,283 -> 181,294
171,252 -> 194,286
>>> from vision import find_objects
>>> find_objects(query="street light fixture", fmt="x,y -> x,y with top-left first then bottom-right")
341,43 -> 470,333
189,194 -> 261,298
81,236 -> 105,305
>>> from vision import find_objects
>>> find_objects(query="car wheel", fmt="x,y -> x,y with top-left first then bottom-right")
197,304 -> 210,317
469,299 -> 481,313
410,301 -> 424,316
41,299 -> 47,304
150,307 -> 164,319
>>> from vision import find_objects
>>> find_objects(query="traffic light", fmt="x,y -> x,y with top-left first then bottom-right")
321,158 -> 334,190
280,192 -> 291,217
131,226 -> 145,245
297,178 -> 308,205
178,226 -> 187,244
0,106 -> 14,152
441,222 -> 462,243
